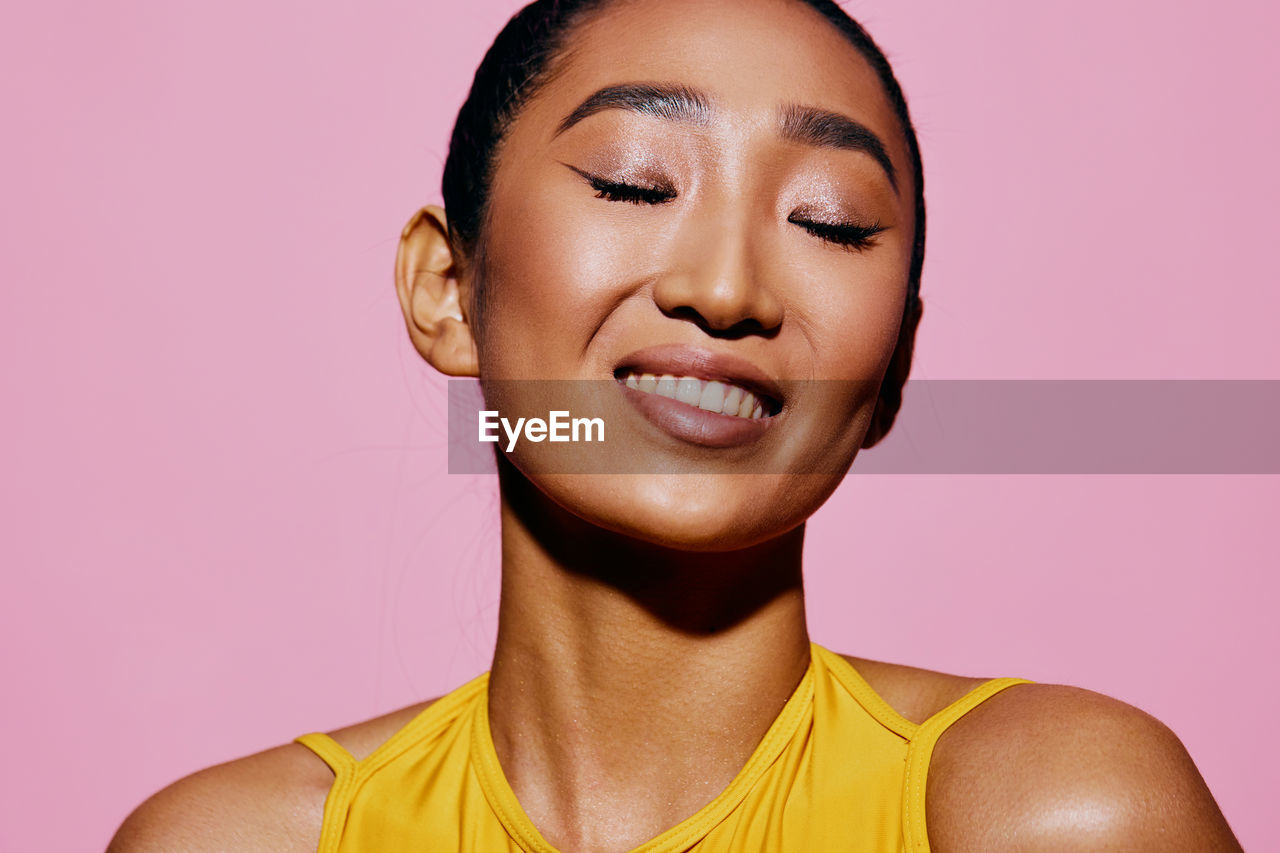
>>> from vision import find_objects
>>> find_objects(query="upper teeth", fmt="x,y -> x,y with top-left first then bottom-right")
622,372 -> 766,419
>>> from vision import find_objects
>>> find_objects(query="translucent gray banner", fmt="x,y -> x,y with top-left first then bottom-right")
447,379 -> 1280,474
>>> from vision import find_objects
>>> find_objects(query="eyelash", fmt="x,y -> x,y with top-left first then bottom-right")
587,176 -> 677,205
786,215 -> 886,253
577,170 -> 884,252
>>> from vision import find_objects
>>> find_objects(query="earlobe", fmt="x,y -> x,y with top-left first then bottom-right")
394,205 -> 480,377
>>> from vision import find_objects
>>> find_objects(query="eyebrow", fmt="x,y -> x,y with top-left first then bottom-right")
779,104 -> 898,194
555,83 -> 711,135
554,83 -> 898,195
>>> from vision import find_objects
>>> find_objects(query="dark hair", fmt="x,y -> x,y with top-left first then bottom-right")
442,0 -> 926,317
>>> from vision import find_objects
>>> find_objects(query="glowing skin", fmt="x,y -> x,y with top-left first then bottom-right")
471,0 -> 915,552
105,3 -> 1244,851
437,2 -> 918,845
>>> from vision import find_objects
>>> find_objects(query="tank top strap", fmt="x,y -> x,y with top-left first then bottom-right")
295,732 -> 357,777
294,733 -> 359,853
901,676 -> 1034,852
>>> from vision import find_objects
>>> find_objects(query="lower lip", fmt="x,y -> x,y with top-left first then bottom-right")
616,380 -> 775,448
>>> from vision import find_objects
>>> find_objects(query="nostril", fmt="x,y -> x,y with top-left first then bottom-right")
661,306 -> 780,341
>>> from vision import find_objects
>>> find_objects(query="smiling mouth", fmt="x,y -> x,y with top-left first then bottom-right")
616,372 -> 772,420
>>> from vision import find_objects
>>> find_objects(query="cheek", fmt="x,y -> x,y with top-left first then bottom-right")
783,241 -> 912,459
834,286 -> 906,382
475,179 -> 660,377
790,239 -> 912,385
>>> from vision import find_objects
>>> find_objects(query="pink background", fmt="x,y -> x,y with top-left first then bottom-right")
3,1 -> 1276,850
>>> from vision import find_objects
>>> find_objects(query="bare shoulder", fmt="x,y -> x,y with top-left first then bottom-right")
106,741 -> 332,853
108,698 -> 440,853
924,682 -> 1242,852
325,696 -> 440,760
837,652 -> 990,725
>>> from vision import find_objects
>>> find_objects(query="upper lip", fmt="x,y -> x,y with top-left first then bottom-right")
613,344 -> 785,413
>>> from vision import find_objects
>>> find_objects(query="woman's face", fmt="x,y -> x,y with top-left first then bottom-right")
468,0 -> 916,550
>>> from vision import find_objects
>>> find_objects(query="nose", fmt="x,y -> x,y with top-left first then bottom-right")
652,210 -> 784,338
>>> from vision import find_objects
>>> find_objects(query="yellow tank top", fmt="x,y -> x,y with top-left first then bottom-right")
295,643 -> 1031,852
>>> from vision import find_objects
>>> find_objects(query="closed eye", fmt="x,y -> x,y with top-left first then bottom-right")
592,179 -> 676,205
566,164 -> 677,205
788,213 -> 886,252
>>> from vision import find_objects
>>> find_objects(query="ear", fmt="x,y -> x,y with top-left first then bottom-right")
394,205 -> 480,377
861,296 -> 923,450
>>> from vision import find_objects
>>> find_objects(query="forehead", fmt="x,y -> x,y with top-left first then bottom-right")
528,0 -> 907,165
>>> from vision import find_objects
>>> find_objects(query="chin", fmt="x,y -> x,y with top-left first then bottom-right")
536,470 -> 836,553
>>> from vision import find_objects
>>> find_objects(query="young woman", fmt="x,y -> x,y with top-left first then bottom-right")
110,0 -> 1243,850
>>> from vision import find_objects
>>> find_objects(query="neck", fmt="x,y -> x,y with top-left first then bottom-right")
485,464 -> 811,852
